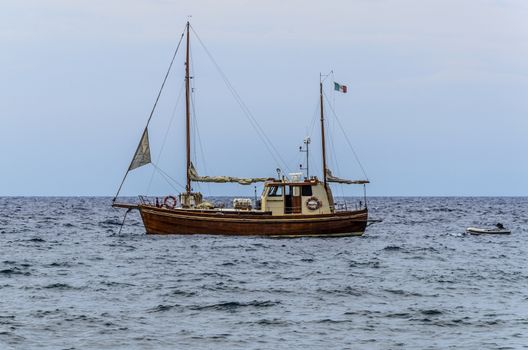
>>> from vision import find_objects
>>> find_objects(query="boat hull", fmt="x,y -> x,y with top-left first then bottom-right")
466,227 -> 511,235
138,205 -> 368,237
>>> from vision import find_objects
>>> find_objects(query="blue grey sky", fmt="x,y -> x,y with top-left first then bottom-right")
1,0 -> 527,196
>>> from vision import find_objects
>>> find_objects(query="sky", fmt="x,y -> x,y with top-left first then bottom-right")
1,0 -> 527,196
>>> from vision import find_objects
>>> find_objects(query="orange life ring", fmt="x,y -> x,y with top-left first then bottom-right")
163,195 -> 177,209
306,196 -> 321,210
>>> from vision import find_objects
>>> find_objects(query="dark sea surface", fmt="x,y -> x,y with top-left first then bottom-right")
0,197 -> 527,349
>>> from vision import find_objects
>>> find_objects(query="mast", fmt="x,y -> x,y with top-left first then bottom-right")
185,21 -> 191,194
319,76 -> 328,188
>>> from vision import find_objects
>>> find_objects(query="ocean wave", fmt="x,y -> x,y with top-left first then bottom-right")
188,300 -> 280,311
0,196 -> 527,348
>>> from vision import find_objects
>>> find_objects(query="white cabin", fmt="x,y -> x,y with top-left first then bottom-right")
260,178 -> 334,215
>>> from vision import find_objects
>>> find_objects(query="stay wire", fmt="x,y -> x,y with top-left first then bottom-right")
306,101 -> 320,139
117,208 -> 132,235
328,73 -> 362,202
113,26 -> 186,201
190,25 -> 288,172
189,25 -> 291,174
323,90 -> 369,180
303,101 -> 321,177
151,163 -> 185,192
328,76 -> 349,201
325,99 -> 346,201
146,79 -> 186,194
189,45 -> 197,170
189,45 -> 212,195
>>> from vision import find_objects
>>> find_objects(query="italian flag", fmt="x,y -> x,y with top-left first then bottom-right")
334,82 -> 347,93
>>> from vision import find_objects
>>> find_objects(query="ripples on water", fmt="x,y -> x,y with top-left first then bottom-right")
0,197 -> 527,349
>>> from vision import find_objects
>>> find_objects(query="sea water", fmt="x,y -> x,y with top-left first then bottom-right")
0,197 -> 527,349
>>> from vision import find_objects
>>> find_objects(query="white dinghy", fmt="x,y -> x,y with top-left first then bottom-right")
466,223 -> 511,235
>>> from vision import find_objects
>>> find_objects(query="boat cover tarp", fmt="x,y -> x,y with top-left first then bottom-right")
326,169 -> 369,185
129,128 -> 151,170
189,163 -> 268,185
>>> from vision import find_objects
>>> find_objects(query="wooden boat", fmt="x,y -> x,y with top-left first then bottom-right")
139,206 -> 368,237
112,22 -> 370,237
466,227 -> 511,235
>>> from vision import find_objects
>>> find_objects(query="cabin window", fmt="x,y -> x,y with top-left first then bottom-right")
268,186 -> 283,197
292,186 -> 300,197
301,185 -> 313,196
286,186 -> 301,197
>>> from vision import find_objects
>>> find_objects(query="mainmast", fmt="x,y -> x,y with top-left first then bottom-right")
184,21 -> 191,194
319,76 -> 328,188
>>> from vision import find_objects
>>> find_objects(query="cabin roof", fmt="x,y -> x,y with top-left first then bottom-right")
264,179 -> 320,187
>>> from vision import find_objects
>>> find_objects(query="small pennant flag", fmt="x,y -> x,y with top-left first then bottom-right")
334,82 -> 347,93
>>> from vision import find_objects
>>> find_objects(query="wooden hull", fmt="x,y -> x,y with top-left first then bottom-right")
139,205 -> 368,237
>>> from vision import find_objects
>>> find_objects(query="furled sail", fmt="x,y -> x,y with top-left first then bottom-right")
326,169 -> 369,185
129,128 -> 151,171
189,163 -> 269,185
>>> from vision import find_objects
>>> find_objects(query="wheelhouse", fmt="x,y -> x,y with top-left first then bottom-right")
260,178 -> 334,215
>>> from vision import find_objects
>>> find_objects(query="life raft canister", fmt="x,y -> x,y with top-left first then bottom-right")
305,196 -> 322,210
163,195 -> 178,209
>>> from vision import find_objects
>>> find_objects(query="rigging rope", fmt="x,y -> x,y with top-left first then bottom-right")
305,101 -> 320,177
189,25 -> 291,174
113,26 -> 186,201
306,101 -> 320,140
117,208 -> 132,235
189,46 -> 213,195
151,163 -> 185,191
322,77 -> 350,205
325,104 -> 346,201
146,80 -> 185,194
323,90 -> 369,181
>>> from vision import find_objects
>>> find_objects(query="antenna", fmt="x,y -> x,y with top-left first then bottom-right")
299,137 -> 311,178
